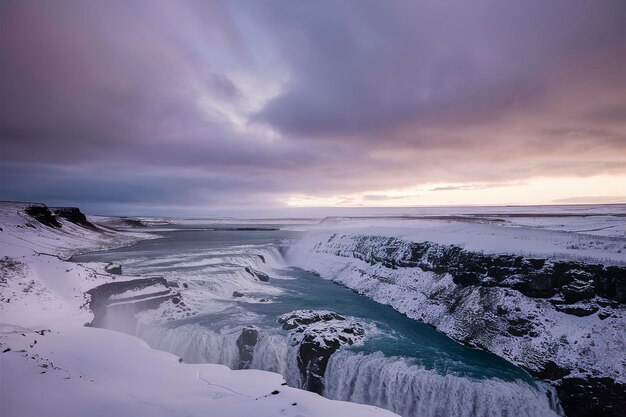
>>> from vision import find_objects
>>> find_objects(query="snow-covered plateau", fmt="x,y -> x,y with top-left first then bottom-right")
285,213 -> 626,417
0,202 -> 397,417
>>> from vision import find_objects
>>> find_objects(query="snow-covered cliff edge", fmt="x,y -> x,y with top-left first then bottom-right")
285,216 -> 626,417
0,202 -> 397,417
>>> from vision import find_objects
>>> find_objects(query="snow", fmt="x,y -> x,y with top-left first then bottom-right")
108,284 -> 170,300
0,202 -> 397,417
278,310 -> 367,348
309,215 -> 626,264
1,325 -> 395,417
1,324 -> 396,417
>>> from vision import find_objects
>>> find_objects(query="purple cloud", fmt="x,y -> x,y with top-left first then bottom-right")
1,0 -> 624,214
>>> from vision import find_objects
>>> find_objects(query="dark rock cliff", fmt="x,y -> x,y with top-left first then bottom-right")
52,207 -> 97,229
236,326 -> 259,369
25,205 -> 61,228
25,204 -> 98,231
342,235 -> 625,306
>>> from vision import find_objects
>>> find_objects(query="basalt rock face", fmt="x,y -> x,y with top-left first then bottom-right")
303,233 -> 626,417
278,310 -> 365,394
25,204 -> 97,231
556,378 -> 626,417
51,207 -> 96,229
236,326 -> 259,369
25,205 -> 61,228
340,235 -> 625,305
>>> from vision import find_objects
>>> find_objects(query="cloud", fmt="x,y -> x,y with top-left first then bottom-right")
253,1 -> 626,138
0,0 -> 624,214
428,183 -> 522,192
430,186 -> 475,192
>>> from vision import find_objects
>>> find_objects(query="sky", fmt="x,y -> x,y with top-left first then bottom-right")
1,0 -> 625,216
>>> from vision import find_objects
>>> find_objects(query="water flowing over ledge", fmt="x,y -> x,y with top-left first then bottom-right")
76,224 -> 566,417
325,351 -> 561,417
136,321 -> 561,417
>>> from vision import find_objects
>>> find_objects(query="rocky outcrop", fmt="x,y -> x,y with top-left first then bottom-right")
557,378 -> 626,417
278,310 -> 365,394
25,205 -> 61,228
24,204 -> 98,231
118,218 -> 146,228
338,235 -> 625,305
245,267 -> 269,282
236,326 -> 259,369
104,263 -> 123,275
51,207 -> 96,229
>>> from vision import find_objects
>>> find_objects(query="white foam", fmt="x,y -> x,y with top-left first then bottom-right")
325,351 -> 563,417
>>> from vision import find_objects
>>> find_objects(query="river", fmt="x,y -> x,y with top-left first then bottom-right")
73,224 -> 562,417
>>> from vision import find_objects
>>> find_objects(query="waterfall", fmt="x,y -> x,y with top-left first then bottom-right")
250,333 -> 301,385
136,323 -> 562,417
137,323 -> 303,387
324,351 -> 563,417
87,232 -> 567,417
138,324 -> 241,367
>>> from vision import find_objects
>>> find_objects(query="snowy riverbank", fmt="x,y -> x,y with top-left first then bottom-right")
0,202 -> 397,417
285,214 -> 626,417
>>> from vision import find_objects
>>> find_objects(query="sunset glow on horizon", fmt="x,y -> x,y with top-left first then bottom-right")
282,175 -> 625,208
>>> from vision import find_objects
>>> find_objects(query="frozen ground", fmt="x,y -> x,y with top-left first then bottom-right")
0,202 -> 396,417
311,213 -> 625,263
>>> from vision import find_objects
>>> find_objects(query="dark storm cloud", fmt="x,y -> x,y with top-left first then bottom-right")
1,0 -> 624,214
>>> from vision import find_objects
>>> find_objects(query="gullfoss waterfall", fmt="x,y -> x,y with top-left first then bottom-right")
73,225 -> 563,417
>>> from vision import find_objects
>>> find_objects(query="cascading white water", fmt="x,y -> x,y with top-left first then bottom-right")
79,228 -> 569,417
250,333 -> 301,385
117,245 -> 284,279
324,351 -> 563,417
137,323 -> 562,417
139,324 -> 241,367
137,323 -> 303,387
